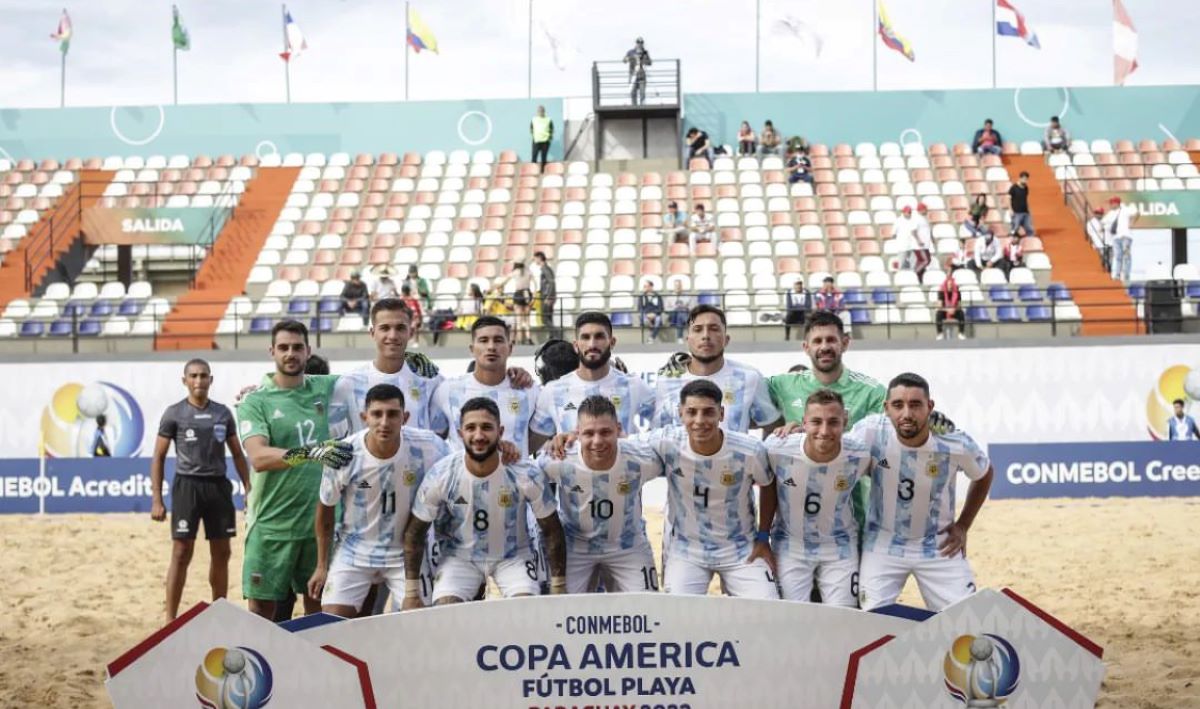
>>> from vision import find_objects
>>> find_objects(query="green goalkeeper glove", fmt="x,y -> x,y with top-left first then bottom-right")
405,351 -> 440,378
283,440 -> 354,469
658,352 -> 691,378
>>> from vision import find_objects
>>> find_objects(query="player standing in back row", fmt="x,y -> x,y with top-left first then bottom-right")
237,320 -> 353,620
150,358 -> 252,623
853,373 -> 993,611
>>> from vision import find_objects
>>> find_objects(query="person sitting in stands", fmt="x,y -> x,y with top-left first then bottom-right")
972,118 -> 1003,156
737,121 -> 756,156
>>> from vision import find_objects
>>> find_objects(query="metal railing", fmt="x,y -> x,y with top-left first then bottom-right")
592,59 -> 680,111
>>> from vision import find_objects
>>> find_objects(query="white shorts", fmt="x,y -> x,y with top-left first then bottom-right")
777,554 -> 860,607
663,555 -> 779,599
859,549 -> 976,611
567,545 -> 658,594
432,555 -> 540,602
321,557 -> 407,610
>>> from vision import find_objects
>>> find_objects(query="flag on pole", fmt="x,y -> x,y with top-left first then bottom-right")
172,5 -> 190,51
407,6 -> 439,54
50,9 -> 72,55
996,0 -> 1040,49
1113,0 -> 1138,85
877,0 -> 914,62
280,9 -> 307,61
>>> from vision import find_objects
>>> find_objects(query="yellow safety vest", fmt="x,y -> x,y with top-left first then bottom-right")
531,115 -> 552,143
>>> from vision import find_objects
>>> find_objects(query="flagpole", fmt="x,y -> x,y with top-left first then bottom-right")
404,1 -> 410,101
527,0 -> 533,99
60,48 -> 66,108
754,0 -> 760,92
282,4 -> 291,103
872,1 -> 878,91
991,0 -> 997,89
173,46 -> 179,105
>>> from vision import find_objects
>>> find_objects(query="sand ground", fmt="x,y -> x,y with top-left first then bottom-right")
2,498 -> 1198,708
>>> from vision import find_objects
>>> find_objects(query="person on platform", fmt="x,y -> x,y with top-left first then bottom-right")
624,37 -> 652,106
530,105 -> 553,174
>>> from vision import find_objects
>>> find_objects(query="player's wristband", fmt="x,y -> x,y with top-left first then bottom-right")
405,579 -> 421,598
754,531 -> 770,543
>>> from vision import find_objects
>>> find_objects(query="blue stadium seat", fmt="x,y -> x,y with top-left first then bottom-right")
249,317 -> 274,334
850,308 -> 871,324
871,288 -> 896,305
697,292 -> 720,307
1026,305 -> 1052,321
309,317 -> 333,333
1047,283 -> 1071,302
1126,284 -> 1145,300
611,312 -> 634,328
62,301 -> 85,318
19,321 -> 44,337
1186,282 -> 1200,299
318,297 -> 341,314
118,299 -> 144,316
288,298 -> 312,315
844,289 -> 867,306
78,319 -> 102,336
996,305 -> 1021,322
90,300 -> 114,317
988,287 -> 1012,303
1017,285 -> 1043,302
49,319 -> 73,336
966,305 -> 991,322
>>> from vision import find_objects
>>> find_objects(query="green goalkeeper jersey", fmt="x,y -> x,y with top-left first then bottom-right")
236,374 -> 339,539
767,368 -> 886,426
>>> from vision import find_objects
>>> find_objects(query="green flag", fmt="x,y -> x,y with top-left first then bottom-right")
172,5 -> 190,50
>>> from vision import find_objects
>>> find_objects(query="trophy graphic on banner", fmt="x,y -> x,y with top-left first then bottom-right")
944,633 -> 1021,706
966,636 -> 1001,707
220,648 -> 250,709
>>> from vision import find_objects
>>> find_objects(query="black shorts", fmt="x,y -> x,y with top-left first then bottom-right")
171,476 -> 236,541
513,289 -> 532,307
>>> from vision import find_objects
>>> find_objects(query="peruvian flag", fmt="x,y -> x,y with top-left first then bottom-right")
1113,0 -> 1138,85
280,9 -> 307,61
996,0 -> 1039,49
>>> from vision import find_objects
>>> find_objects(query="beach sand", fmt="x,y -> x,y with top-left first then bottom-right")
2,497 -> 1198,708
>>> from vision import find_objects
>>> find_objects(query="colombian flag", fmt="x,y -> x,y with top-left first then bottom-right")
877,0 -> 914,62
407,6 -> 438,54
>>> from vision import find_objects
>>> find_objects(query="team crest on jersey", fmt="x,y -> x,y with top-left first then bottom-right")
723,390 -> 734,404
720,470 -> 735,486
835,475 -> 850,491
497,487 -> 515,508
402,470 -> 417,486
213,424 -> 227,443
410,386 -> 422,401
508,397 -> 521,414
314,400 -> 325,414
610,394 -> 622,408
926,461 -> 941,477
617,480 -> 632,495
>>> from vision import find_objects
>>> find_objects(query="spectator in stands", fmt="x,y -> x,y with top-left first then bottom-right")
496,262 -> 535,345
759,120 -> 781,157
530,105 -> 554,174
1043,116 -> 1071,154
737,122 -> 756,156
949,243 -> 972,271
893,205 -> 922,271
936,266 -> 966,341
662,200 -> 688,243
972,118 -> 1003,156
1087,207 -> 1111,271
1000,232 -> 1024,276
913,203 -> 933,279
1007,171 -> 1037,237
783,279 -> 810,341
339,270 -> 370,325
687,203 -> 715,251
624,37 -> 652,106
972,231 -> 1002,272
666,279 -> 692,343
813,276 -> 843,313
533,251 -> 557,339
1168,398 -> 1200,440
638,280 -> 664,341
786,135 -> 809,155
456,283 -> 484,331
1104,196 -> 1138,284
964,193 -> 989,237
786,146 -> 813,184
371,273 -> 399,301
686,127 -> 714,168
404,265 -> 433,311
429,304 -> 456,346
400,284 -> 424,348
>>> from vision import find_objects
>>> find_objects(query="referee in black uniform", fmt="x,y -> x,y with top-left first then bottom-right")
150,358 -> 251,623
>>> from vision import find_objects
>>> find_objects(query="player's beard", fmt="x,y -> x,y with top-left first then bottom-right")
277,359 -> 304,376
691,350 -> 723,365
465,440 -> 500,463
895,418 -> 925,441
579,347 -> 612,370
810,348 -> 841,374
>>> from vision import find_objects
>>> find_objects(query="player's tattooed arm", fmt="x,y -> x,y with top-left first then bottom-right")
401,516 -> 432,610
537,513 -> 568,594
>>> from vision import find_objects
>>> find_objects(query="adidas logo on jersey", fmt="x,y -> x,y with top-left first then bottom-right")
783,478 -> 798,487
671,468 -> 684,477
563,402 -> 577,411
454,496 -> 468,505
357,480 -> 371,489
570,485 -> 584,493
271,409 -> 285,420
877,458 -> 890,469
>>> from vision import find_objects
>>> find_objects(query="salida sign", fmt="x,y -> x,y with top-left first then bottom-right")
1087,189 -> 1200,228
82,206 -> 221,245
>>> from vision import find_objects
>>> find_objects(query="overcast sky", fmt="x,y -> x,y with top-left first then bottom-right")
0,0 -> 1196,108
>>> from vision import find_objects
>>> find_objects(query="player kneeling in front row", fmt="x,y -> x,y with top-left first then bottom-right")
537,395 -> 663,593
853,373 -> 993,611
307,384 -> 449,616
401,397 -> 567,606
766,388 -> 870,606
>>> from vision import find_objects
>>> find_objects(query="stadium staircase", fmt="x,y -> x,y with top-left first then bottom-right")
157,167 -> 300,350
0,170 -> 114,309
1003,156 -> 1136,336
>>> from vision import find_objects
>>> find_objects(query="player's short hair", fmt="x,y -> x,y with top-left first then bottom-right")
460,396 -> 501,423
271,319 -> 309,346
183,357 -> 210,374
686,303 -> 726,328
888,372 -> 930,397
534,251 -> 549,263
805,388 -> 845,410
578,394 -> 618,422
471,315 -> 510,339
803,310 -> 845,337
788,363 -> 809,373
370,297 -> 414,324
1174,398 -> 1186,407
1019,171 -> 1030,179
304,354 -> 330,375
575,311 -> 613,336
680,379 -> 723,407
364,383 -> 405,410
535,338 -> 579,384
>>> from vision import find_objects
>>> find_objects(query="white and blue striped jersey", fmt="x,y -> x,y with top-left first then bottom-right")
640,427 -> 773,568
328,362 -> 443,438
411,454 -> 556,563
530,368 -> 655,436
765,434 -> 871,561
851,414 -> 991,559
430,374 -> 539,454
537,440 -> 664,556
653,359 -> 781,433
318,427 -> 450,568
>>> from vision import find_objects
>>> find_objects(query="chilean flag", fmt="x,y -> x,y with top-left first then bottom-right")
996,0 -> 1040,49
